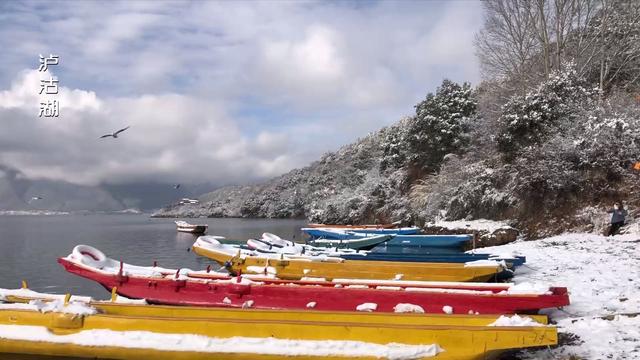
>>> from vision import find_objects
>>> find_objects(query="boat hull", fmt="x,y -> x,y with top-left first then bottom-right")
341,253 -> 526,267
176,225 -> 208,234
58,258 -> 569,314
0,300 -> 558,360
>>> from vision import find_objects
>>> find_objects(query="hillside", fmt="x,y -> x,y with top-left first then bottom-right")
153,119 -> 412,224
154,1 -> 640,239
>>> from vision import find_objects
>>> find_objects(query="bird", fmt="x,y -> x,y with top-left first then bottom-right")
100,126 -> 130,139
28,196 -> 43,203
173,184 -> 181,189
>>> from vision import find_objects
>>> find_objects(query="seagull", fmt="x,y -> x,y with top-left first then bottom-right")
174,184 -> 181,189
100,126 -> 130,139
28,196 -> 43,203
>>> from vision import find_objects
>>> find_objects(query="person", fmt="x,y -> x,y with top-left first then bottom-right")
607,202 -> 628,236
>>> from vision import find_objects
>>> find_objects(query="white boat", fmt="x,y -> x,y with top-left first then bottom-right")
175,220 -> 208,234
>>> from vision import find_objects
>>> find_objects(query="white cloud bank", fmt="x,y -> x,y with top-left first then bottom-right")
0,70 -> 297,186
0,1 -> 483,187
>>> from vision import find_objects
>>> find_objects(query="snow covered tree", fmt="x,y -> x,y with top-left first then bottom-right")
380,118 -> 411,173
407,80 -> 477,176
496,65 -> 597,157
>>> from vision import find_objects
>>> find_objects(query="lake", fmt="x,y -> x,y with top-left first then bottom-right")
0,214 -> 307,299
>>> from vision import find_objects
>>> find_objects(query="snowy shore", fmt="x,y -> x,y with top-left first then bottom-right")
474,233 -> 640,359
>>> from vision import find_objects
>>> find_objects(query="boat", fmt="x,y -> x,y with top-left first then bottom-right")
57,246 -> 570,314
259,232 -> 391,251
304,228 -> 471,248
254,233 -> 525,268
0,288 -> 558,360
307,235 -> 394,250
192,236 -> 504,282
307,223 -> 400,229
304,226 -> 421,236
175,220 -> 208,234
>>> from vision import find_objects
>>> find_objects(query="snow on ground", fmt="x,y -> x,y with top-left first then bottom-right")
475,233 -> 640,359
427,219 -> 514,232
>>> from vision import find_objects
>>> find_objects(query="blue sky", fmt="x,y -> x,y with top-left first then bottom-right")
0,0 -> 483,187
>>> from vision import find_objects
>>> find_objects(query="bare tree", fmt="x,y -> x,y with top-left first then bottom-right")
475,0 -> 541,88
476,0 -> 640,92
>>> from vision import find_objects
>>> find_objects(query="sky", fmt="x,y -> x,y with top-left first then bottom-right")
0,0 -> 483,188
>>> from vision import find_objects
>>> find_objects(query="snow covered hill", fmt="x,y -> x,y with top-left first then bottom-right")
474,233 -> 640,359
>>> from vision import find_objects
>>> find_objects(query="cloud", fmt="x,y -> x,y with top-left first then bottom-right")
0,1 -> 484,188
0,70 -> 299,186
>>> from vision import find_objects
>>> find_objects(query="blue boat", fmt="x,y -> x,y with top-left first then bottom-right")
349,226 -> 421,235
302,227 -> 420,239
385,234 -> 471,248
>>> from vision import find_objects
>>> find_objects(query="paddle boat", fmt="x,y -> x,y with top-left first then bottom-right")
192,236 -> 505,282
175,220 -> 208,234
58,245 -> 570,314
0,287 -> 558,360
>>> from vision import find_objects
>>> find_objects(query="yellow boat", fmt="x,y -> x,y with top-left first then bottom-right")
192,237 -> 503,282
2,288 -> 549,326
0,294 -> 556,360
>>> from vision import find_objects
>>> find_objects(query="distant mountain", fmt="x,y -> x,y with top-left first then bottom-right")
0,165 -> 125,212
0,165 -> 220,212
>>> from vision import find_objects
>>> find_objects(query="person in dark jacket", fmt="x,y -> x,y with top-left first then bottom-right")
607,202 -> 628,236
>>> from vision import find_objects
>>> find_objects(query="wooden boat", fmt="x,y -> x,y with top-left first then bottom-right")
192,237 -> 504,282
175,220 -> 208,234
57,247 -> 570,314
0,288 -> 557,360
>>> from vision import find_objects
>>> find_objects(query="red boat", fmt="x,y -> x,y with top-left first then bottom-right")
58,245 -> 570,315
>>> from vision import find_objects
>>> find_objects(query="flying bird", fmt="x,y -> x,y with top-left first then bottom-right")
100,126 -> 130,139
173,184 -> 181,189
28,196 -> 43,203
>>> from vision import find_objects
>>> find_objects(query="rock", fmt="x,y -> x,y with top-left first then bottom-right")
423,219 -> 519,249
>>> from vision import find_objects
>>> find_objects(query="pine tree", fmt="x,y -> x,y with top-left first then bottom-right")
407,79 -> 477,175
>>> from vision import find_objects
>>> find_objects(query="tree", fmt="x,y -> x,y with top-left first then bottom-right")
407,80 -> 477,175
496,65 -> 597,156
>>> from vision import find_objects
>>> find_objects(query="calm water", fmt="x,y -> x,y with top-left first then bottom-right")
0,214 -> 307,299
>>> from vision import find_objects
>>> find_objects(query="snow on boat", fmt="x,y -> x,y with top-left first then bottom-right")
175,220 -> 208,234
57,246 -> 570,314
0,289 -> 558,360
192,236 -> 505,282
